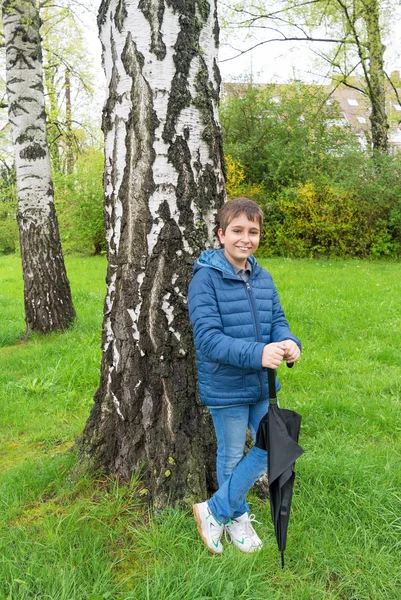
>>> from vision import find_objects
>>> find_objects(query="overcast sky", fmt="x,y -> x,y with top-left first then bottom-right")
83,3 -> 401,94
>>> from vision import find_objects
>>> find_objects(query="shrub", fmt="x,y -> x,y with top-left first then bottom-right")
54,149 -> 105,255
0,166 -> 18,254
260,180 -> 398,258
0,211 -> 18,254
225,155 -> 263,199
221,82 -> 401,259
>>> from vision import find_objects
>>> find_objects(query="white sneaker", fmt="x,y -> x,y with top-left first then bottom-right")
193,502 -> 224,554
225,513 -> 263,553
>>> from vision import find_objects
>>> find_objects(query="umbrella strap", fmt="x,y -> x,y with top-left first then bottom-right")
267,368 -> 277,404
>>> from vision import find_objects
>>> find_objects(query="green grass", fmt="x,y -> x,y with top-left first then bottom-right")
0,255 -> 400,600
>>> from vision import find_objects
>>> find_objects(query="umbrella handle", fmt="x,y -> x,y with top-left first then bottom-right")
286,362 -> 294,368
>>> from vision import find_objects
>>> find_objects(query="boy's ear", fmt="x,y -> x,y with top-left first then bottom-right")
217,228 -> 224,245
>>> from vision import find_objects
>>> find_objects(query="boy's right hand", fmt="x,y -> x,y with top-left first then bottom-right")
261,343 -> 286,369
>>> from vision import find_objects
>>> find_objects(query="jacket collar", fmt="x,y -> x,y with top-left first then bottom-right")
194,249 -> 260,280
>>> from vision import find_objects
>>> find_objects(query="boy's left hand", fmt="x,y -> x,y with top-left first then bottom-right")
281,339 -> 301,365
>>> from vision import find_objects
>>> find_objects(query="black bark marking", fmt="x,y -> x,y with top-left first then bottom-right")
139,0 -> 167,60
20,143 -> 47,160
114,0 -> 127,32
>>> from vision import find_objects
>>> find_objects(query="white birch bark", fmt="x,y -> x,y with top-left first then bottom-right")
2,0 -> 75,332
82,0 -> 225,504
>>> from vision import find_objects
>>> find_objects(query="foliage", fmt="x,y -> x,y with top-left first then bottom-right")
0,164 -> 17,254
0,149 -> 105,256
265,179 -> 395,258
221,83 -> 401,258
221,83 -> 358,194
40,4 -> 99,173
1,255 -> 401,598
225,154 -> 263,199
54,150 -> 105,255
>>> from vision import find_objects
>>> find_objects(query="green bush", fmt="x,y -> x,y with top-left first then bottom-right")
54,149 -> 105,255
259,179 -> 397,258
221,83 -> 401,259
0,166 -> 18,254
220,82 -> 359,194
0,211 -> 18,254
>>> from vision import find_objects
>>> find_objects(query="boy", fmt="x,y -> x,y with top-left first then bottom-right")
188,197 -> 301,554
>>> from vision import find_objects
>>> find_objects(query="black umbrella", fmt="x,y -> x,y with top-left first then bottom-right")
255,366 -> 304,567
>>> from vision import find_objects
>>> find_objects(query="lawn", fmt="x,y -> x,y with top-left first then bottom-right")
0,255 -> 400,600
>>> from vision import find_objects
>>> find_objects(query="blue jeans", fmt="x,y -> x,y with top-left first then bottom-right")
207,399 -> 268,523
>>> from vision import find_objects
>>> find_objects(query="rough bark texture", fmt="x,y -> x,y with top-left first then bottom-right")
80,0 -> 225,506
2,0 -> 75,333
363,0 -> 389,153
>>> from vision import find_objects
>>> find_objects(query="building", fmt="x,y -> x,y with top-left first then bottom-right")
222,71 -> 401,152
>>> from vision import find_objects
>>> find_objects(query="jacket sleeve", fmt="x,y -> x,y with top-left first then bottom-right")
270,281 -> 302,350
188,270 -> 265,370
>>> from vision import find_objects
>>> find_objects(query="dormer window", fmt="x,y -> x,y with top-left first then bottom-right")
347,98 -> 359,106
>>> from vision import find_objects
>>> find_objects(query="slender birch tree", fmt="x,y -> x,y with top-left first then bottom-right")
2,0 -> 75,332
221,0 -> 392,152
80,0 -> 225,505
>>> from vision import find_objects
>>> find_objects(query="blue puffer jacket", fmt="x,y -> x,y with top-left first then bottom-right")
188,249 -> 301,407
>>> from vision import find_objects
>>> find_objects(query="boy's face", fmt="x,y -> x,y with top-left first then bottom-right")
218,214 -> 261,269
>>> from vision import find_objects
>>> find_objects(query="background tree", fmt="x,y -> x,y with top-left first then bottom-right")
220,0 -> 395,153
80,0 -> 225,505
220,81 -> 359,191
40,4 -> 98,174
2,0 -> 75,332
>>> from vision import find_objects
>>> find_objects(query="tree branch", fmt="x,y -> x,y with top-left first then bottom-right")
220,34 -> 348,63
333,0 -> 371,95
385,72 -> 401,108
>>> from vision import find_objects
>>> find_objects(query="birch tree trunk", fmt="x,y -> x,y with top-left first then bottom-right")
2,0 -> 75,333
80,0 -> 225,505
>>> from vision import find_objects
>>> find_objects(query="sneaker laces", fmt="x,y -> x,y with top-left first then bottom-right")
246,514 -> 262,541
224,514 -> 262,544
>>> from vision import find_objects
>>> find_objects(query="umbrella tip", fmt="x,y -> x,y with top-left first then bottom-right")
281,552 -> 285,569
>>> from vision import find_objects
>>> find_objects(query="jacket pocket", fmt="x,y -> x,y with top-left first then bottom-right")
212,364 -> 245,390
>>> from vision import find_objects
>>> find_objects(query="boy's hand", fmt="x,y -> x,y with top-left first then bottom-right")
281,339 -> 301,365
261,343 -> 286,369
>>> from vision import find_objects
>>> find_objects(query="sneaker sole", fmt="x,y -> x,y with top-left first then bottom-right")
193,504 -> 222,555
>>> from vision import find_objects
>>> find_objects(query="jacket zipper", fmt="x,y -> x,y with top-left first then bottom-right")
245,281 -> 266,402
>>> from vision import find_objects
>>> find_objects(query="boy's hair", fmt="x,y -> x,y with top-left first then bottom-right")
218,197 -> 263,234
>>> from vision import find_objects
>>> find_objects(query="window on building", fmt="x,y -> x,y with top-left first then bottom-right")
393,104 -> 401,112
357,116 -> 366,124
347,98 -> 359,106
